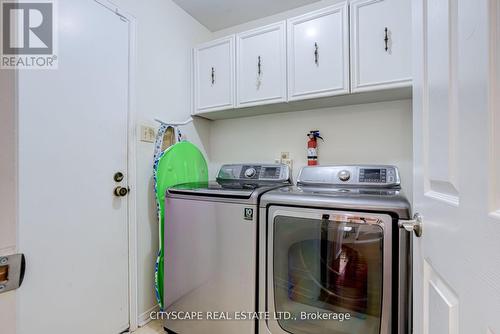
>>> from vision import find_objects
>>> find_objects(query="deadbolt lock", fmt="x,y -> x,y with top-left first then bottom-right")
114,186 -> 129,197
114,172 -> 124,182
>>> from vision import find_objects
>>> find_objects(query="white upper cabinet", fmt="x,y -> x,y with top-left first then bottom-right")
192,1 -> 413,119
194,36 -> 235,113
350,0 -> 412,92
236,22 -> 287,107
287,3 -> 349,101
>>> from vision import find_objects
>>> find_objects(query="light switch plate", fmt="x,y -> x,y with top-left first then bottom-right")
281,152 -> 290,160
140,125 -> 156,143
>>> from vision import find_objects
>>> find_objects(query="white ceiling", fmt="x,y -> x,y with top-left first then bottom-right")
173,0 -> 321,31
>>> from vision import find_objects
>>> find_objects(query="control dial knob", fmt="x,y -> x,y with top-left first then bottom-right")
244,167 -> 257,178
338,170 -> 351,182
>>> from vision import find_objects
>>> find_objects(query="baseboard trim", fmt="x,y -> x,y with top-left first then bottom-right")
138,304 -> 160,327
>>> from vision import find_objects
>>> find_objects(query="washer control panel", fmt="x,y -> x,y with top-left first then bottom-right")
298,165 -> 400,188
217,164 -> 290,183
359,168 -> 386,183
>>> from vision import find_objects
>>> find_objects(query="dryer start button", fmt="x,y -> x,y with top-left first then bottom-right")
244,168 -> 257,178
338,170 -> 351,182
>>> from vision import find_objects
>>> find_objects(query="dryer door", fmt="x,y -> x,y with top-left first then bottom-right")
266,207 -> 393,334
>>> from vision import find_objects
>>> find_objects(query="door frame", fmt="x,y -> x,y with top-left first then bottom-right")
0,45 -> 19,334
79,1 -> 140,331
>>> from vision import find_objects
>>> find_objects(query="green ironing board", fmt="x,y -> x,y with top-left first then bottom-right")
154,141 -> 208,310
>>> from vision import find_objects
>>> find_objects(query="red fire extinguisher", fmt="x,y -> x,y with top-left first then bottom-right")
307,130 -> 324,166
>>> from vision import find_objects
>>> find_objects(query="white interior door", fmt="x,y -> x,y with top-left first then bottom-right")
412,0 -> 500,333
16,1 -> 131,333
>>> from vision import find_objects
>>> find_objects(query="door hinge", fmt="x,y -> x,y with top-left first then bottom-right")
0,253 -> 26,294
114,9 -> 128,22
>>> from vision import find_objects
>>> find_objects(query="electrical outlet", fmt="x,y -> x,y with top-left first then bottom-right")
140,125 -> 156,143
281,152 -> 290,160
282,158 -> 293,170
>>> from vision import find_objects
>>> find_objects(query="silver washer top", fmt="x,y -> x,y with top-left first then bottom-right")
297,165 -> 401,188
217,163 -> 291,184
262,165 -> 410,219
166,163 -> 292,205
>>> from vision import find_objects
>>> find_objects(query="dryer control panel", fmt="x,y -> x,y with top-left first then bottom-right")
297,165 -> 401,188
217,164 -> 291,183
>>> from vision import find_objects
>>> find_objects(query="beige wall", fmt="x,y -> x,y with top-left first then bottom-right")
112,0 -> 212,321
209,100 -> 413,199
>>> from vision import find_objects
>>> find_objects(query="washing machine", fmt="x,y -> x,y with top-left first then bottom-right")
258,165 -> 412,334
163,163 -> 291,334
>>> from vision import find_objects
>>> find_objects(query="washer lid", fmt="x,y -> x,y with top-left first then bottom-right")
167,181 -> 256,198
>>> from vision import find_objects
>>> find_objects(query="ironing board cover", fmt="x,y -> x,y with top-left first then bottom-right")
153,139 -> 208,310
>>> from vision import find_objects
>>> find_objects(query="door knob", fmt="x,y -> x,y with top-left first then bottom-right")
114,186 -> 129,197
399,213 -> 423,237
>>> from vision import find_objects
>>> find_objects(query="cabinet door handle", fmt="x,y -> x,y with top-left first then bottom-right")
384,27 -> 389,52
211,67 -> 215,85
314,42 -> 319,65
257,56 -> 262,76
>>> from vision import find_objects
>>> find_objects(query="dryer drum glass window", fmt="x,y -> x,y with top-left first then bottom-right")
273,214 -> 385,334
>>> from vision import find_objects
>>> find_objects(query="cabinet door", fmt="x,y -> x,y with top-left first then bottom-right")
350,0 -> 412,92
287,4 -> 349,101
237,22 -> 287,107
194,36 -> 235,113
